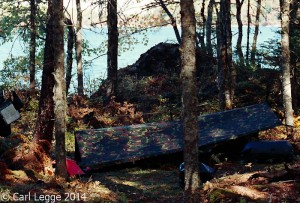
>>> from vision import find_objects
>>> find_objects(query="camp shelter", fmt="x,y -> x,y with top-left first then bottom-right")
75,103 -> 281,168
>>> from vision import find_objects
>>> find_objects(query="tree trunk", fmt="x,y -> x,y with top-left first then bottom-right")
76,0 -> 84,95
217,0 -> 235,110
206,0 -> 215,57
226,1 -> 235,105
29,0 -> 36,96
236,0 -> 245,64
34,0 -> 55,145
250,0 -> 261,64
246,0 -> 251,62
107,0 -> 118,100
158,0 -> 181,44
281,0 -> 294,136
180,0 -> 201,202
289,0 -> 300,114
201,0 -> 206,33
52,0 -> 67,178
217,10 -> 230,110
196,0 -> 206,49
65,18 -> 75,95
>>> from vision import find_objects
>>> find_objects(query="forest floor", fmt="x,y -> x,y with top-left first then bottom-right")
1,39 -> 300,202
1,81 -> 300,202
0,125 -> 299,203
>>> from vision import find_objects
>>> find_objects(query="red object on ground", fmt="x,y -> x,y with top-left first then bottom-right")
66,158 -> 85,176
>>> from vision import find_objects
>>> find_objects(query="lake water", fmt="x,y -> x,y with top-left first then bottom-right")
0,26 -> 280,90
79,25 -> 280,80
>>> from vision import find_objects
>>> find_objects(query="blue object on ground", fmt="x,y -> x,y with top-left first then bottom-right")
241,140 -> 294,162
179,162 -> 215,188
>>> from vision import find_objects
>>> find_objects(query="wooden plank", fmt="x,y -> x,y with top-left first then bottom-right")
75,103 -> 281,168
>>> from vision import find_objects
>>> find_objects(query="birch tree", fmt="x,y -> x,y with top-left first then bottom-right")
281,0 -> 294,136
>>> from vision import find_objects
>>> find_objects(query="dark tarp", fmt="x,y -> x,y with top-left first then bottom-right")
75,103 -> 281,168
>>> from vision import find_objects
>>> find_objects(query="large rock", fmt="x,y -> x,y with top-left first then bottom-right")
119,42 -> 181,77
92,42 -> 212,102
119,42 -> 213,77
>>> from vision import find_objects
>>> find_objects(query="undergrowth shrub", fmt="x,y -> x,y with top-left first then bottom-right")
67,95 -> 144,131
117,74 -> 181,121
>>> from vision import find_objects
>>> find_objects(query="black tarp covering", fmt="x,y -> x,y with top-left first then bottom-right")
241,140 -> 294,161
75,103 -> 281,168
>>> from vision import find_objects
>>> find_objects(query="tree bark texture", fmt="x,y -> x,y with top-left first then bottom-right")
107,0 -> 118,99
29,0 -> 36,96
250,0 -> 262,64
180,0 -> 201,202
281,0 -> 294,133
206,0 -> 215,57
289,0 -> 300,114
34,0 -> 55,145
76,0 -> 84,95
236,0 -> 245,64
53,0 -> 67,178
226,0 -> 235,106
246,0 -> 251,62
217,0 -> 235,110
65,18 -> 75,95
